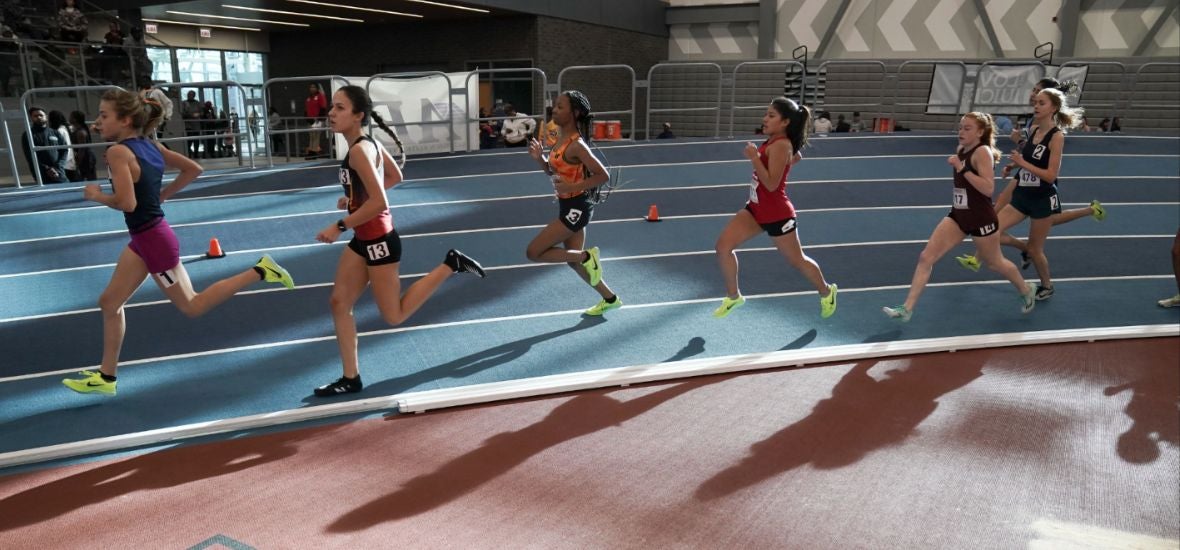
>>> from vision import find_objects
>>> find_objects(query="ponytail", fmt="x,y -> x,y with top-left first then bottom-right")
370,111 -> 405,168
770,96 -> 809,153
1039,88 -> 1084,131
101,89 -> 162,136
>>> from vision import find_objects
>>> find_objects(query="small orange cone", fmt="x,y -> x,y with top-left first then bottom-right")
206,238 -> 226,259
645,204 -> 661,222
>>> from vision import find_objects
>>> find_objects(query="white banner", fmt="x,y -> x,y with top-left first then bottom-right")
333,72 -> 478,157
927,64 -> 1088,115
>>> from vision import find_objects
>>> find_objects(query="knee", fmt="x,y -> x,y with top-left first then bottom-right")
916,249 -> 940,267
380,310 -> 407,326
329,293 -> 354,314
176,304 -> 202,319
715,240 -> 734,256
525,248 -> 543,262
97,293 -> 124,315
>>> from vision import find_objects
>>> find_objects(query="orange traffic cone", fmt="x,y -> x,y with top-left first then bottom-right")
645,204 -> 661,222
206,238 -> 226,259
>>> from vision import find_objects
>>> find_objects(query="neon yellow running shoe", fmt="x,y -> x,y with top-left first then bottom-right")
581,247 -> 602,287
713,295 -> 746,318
62,370 -> 116,396
819,283 -> 838,318
585,296 -> 622,316
256,254 -> 295,289
955,254 -> 981,272
1089,200 -> 1106,221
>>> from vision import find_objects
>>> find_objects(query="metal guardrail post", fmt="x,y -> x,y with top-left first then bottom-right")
20,84 -> 126,186
0,103 -> 23,188
261,75 -> 350,167
891,60 -> 968,123
814,60 -> 888,114
462,68 -> 550,146
1061,61 -> 1126,123
645,62 -> 723,139
557,65 -> 638,140
366,71 -> 458,154
729,61 -> 805,137
153,80 -> 254,170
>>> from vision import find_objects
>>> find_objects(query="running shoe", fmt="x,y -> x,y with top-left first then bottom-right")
1035,284 -> 1055,301
1021,283 -> 1037,314
956,254 -> 981,272
1158,294 -> 1180,308
713,295 -> 746,318
62,370 -> 116,396
445,249 -> 486,277
882,305 -> 912,322
581,247 -> 602,287
585,296 -> 622,316
256,254 -> 295,289
314,375 -> 363,397
819,283 -> 838,318
1020,251 -> 1031,271
1089,200 -> 1106,221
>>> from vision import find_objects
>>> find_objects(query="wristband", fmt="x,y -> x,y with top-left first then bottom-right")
336,219 -> 347,232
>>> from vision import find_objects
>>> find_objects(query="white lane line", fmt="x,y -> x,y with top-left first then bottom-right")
3,273 -> 1172,383
2,235 -> 1174,323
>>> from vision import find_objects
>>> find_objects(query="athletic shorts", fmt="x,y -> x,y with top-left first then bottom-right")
128,217 -> 180,273
946,211 -> 999,237
745,204 -> 798,237
1010,186 -> 1062,220
558,193 -> 593,232
348,229 -> 402,266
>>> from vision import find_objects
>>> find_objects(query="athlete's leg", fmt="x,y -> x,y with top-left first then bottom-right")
329,250 -> 370,379
368,258 -> 453,327
96,247 -> 150,376
899,218 -> 966,312
526,219 -> 581,264
565,228 -> 616,300
771,228 -> 830,295
155,261 -> 263,319
1026,216 -> 1054,290
715,209 -> 763,299
973,231 -> 1029,294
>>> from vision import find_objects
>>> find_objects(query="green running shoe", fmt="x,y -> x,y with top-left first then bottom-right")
62,370 -> 116,396
581,247 -> 602,287
1089,200 -> 1106,221
585,296 -> 622,316
256,254 -> 295,289
882,305 -> 912,322
955,254 -> 981,272
713,295 -> 746,318
1021,283 -> 1036,314
820,283 -> 838,318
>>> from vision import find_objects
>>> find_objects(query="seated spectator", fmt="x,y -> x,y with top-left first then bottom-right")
68,110 -> 96,181
813,111 -> 833,133
501,103 -> 535,147
1110,117 -> 1121,132
57,0 -> 88,43
835,114 -> 850,132
1079,116 -> 1092,132
849,111 -> 865,132
1099,118 -> 1110,132
21,107 -> 68,183
656,122 -> 675,139
478,107 -> 498,149
993,115 -> 1013,136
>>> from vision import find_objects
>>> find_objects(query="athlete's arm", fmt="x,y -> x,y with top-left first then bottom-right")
158,143 -> 203,202
555,139 -> 607,196
1010,131 -> 1063,183
379,145 -> 403,190
528,138 -> 551,175
84,145 -> 137,212
749,140 -> 790,191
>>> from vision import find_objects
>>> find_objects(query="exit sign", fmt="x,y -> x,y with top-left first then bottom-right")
145,23 -> 157,34
199,28 -> 211,38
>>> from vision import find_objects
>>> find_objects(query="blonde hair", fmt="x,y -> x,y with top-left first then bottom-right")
963,112 -> 1000,164
101,89 -> 164,136
1038,88 -> 1084,131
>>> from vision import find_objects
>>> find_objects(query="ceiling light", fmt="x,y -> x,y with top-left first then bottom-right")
165,10 -> 310,27
222,5 -> 365,23
143,18 -> 262,32
400,0 -> 489,13
284,0 -> 422,18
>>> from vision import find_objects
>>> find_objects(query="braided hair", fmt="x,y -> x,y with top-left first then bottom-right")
561,90 -> 619,205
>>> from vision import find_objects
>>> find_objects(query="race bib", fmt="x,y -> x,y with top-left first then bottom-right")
748,177 -> 760,203
952,187 -> 968,209
1018,169 -> 1041,187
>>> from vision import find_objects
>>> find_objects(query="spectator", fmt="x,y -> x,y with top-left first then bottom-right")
657,122 -> 675,139
68,110 -> 96,181
813,111 -> 833,133
138,82 -> 173,139
247,107 -> 259,143
1079,116 -> 1092,132
103,22 -> 123,46
501,103 -> 535,147
478,107 -> 497,149
993,115 -> 1013,136
21,107 -> 68,183
201,101 -> 217,157
1099,117 -> 1110,132
835,114 -> 851,132
849,111 -> 865,132
180,90 -> 203,157
304,83 -> 327,158
56,0 -> 88,43
268,106 -> 284,154
47,110 -> 75,180
0,22 -> 17,97
1110,117 -> 1121,132
539,105 -> 559,147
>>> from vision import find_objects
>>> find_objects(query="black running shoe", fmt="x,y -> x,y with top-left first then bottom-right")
314,375 -> 363,397
1034,285 -> 1055,301
1020,251 -> 1031,270
445,249 -> 486,277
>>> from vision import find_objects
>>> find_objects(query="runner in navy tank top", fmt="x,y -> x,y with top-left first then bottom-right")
63,90 -> 295,396
712,97 -> 837,320
310,85 -> 486,398
883,112 -> 1035,323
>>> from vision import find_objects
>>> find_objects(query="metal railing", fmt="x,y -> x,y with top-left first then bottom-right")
815,60 -> 888,113
557,65 -> 637,140
261,75 -> 350,168
463,68 -> 549,146
19,84 -> 124,186
1131,62 -> 1180,110
1062,61 -> 1126,122
646,62 -> 723,139
0,103 -> 22,187
891,60 -> 968,120
730,60 -> 806,137
153,80 -> 255,170
366,72 -> 459,154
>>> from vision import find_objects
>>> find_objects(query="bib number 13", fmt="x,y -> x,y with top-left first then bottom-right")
366,242 -> 390,261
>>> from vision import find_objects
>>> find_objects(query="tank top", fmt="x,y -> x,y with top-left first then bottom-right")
340,135 -> 394,241
950,143 -> 997,229
119,137 -> 165,233
549,134 -> 586,199
1016,126 -> 1060,195
745,135 -> 796,223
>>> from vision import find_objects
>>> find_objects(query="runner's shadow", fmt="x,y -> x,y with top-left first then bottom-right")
781,329 -> 817,350
327,341 -> 710,532
1104,365 -> 1180,464
695,354 -> 984,501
